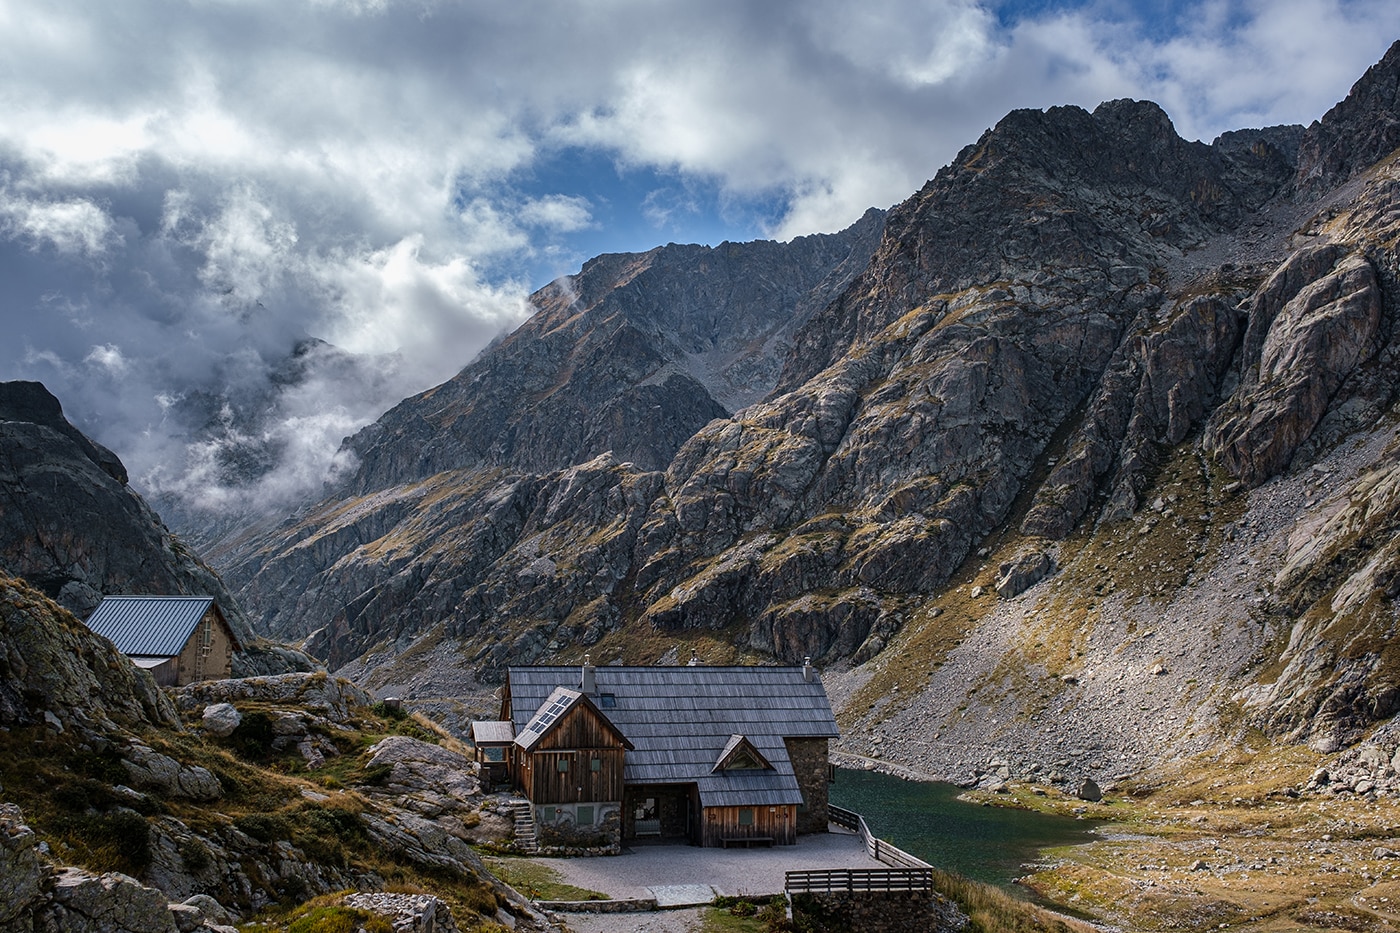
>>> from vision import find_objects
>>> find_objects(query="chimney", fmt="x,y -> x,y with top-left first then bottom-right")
581,654 -> 596,694
687,647 -> 700,667
803,656 -> 814,683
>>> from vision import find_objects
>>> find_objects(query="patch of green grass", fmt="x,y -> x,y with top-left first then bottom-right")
929,868 -> 1098,933
285,905 -> 393,933
699,906 -> 771,932
480,856 -> 608,902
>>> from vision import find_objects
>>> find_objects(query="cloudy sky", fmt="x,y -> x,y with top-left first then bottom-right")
1,0 -> 1396,523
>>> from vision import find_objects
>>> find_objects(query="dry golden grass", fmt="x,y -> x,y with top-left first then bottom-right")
974,748 -> 1400,932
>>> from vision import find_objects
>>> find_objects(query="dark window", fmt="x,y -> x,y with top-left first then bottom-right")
577,805 -> 594,825
739,808 -> 754,826
556,758 -> 569,773
599,693 -> 616,708
590,757 -> 602,772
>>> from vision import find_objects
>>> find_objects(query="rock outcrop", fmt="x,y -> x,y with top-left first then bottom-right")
0,571 -> 177,733
0,572 -> 555,931
0,384 -> 250,635
0,803 -> 46,932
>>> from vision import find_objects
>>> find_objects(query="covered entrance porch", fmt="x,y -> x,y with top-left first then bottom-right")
623,783 -> 699,844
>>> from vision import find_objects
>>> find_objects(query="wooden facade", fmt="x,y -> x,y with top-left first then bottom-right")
703,803 -> 797,848
495,665 -> 840,848
510,693 -> 629,807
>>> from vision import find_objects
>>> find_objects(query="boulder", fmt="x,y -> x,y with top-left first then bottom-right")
200,704 -> 241,738
174,673 -> 372,722
40,868 -> 178,933
362,736 -> 480,804
178,895 -> 233,927
122,744 -> 223,801
0,804 -> 47,927
994,550 -> 1053,598
1077,778 -> 1103,802
359,812 -> 484,875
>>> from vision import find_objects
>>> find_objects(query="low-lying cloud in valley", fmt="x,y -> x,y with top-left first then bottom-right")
1,0 -> 1396,529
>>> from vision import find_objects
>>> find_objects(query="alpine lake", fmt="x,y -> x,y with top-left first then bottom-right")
829,767 -> 1100,893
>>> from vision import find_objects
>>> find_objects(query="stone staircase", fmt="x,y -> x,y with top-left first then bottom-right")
510,799 -> 539,854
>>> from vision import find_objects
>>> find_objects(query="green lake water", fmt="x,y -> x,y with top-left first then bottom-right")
829,768 -> 1099,891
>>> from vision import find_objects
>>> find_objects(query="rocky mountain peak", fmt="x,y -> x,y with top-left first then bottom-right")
213,45 -> 1400,783
1297,38 -> 1400,194
338,208 -> 885,493
0,381 -> 127,485
776,93 -> 1293,393
0,380 -> 253,640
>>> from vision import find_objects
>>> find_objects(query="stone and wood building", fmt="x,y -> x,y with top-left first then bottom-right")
476,660 -> 839,848
84,595 -> 240,686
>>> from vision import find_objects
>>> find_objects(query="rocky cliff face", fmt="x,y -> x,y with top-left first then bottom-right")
0,382 -> 251,634
218,43 -> 1400,772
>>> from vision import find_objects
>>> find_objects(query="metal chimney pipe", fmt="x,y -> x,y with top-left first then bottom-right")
581,653 -> 596,694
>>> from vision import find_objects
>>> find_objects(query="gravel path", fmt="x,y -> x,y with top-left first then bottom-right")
527,830 -> 883,933
530,828 -> 880,902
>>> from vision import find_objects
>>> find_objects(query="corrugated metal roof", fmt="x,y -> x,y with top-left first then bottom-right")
84,595 -> 215,658
507,665 -> 838,808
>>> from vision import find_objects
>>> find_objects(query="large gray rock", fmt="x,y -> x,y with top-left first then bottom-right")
359,812 -> 484,874
39,868 -> 178,933
995,550 -> 1053,598
200,704 -> 241,738
0,804 -> 47,929
175,895 -> 233,928
121,744 -> 223,802
362,736 -> 479,804
174,672 -> 372,721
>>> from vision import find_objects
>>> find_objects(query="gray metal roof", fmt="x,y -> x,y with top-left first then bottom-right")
84,595 -> 216,658
471,721 -> 515,744
506,665 -> 838,809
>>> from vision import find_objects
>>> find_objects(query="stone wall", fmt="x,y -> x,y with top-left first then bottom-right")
791,890 -> 960,932
785,737 -> 830,834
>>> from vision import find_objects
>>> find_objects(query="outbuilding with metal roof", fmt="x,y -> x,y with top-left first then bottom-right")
84,595 -> 240,686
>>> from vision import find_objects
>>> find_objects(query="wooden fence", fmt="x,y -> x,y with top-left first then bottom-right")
785,867 -> 933,894
828,804 -> 932,870
785,805 -> 934,896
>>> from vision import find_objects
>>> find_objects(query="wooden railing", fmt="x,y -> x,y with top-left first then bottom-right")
785,805 -> 935,897
786,867 -> 933,894
827,804 -> 932,871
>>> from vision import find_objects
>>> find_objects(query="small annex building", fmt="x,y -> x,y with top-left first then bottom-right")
483,660 -> 839,848
84,595 -> 240,687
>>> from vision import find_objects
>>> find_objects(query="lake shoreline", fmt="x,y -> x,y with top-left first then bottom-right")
827,765 -> 1104,894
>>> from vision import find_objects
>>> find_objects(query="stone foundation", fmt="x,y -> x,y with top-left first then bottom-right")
791,890 -> 960,932
785,737 -> 830,834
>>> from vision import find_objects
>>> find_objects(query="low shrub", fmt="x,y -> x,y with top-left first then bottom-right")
228,711 -> 277,762
80,809 -> 152,876
234,812 -> 292,843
